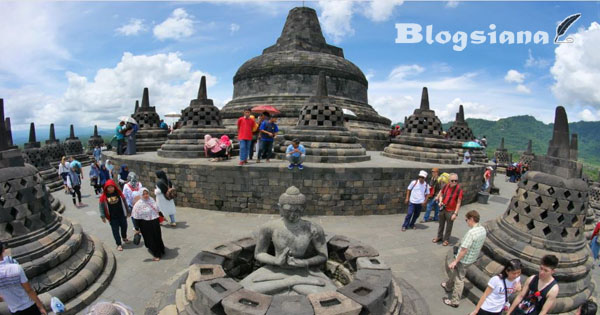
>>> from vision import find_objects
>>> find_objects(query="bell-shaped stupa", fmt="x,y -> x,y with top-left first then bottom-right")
219,7 -> 391,150
462,106 -> 594,313
0,100 -> 115,314
131,88 -> 168,152
274,72 -> 370,163
86,125 -> 104,155
21,123 -> 63,192
41,123 -> 65,169
383,87 -> 459,164
63,124 -> 91,166
519,139 -> 535,166
448,105 -> 487,164
493,137 -> 510,168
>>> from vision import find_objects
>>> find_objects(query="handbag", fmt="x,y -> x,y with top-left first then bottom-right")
133,233 -> 141,245
158,211 -> 165,223
165,187 -> 177,200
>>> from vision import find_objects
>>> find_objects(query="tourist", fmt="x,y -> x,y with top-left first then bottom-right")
285,139 -> 306,170
481,135 -> 488,148
115,121 -> 126,155
422,167 -> 441,222
159,119 -> 168,131
99,179 -> 130,251
507,255 -> 559,315
482,166 -> 493,192
0,242 -> 47,315
93,145 -> 102,162
124,122 -> 137,155
470,259 -> 522,315
220,135 -> 233,160
442,210 -> 486,308
58,156 -> 71,195
132,188 -> 166,261
89,162 -> 102,195
249,113 -> 266,161
98,163 -> 111,189
118,165 -> 129,189
433,173 -> 464,246
155,170 -> 177,227
105,159 -> 115,180
237,108 -> 255,165
204,134 -> 226,162
257,114 -> 278,163
401,170 -> 430,231
463,149 -> 472,164
67,164 -> 85,208
123,172 -> 143,233
590,221 -> 600,263
576,300 -> 597,315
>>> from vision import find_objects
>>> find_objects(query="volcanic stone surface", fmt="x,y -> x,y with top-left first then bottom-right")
383,88 -> 460,164
41,123 -> 65,169
0,100 -> 115,315
461,106 -> 594,313
219,7 -> 391,150
493,137 -> 510,167
519,139 -> 535,166
87,125 -> 105,155
21,123 -> 63,192
131,88 -> 168,152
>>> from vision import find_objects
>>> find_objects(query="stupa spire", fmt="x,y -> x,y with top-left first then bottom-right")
526,139 -> 532,154
69,124 -> 75,139
28,122 -> 37,143
134,100 -> 139,113
0,99 -> 9,151
49,123 -> 56,141
93,125 -> 99,137
419,87 -> 430,111
499,137 -> 505,150
141,88 -> 150,108
458,105 -> 465,122
5,118 -> 12,147
547,106 -> 570,160
198,76 -> 207,100
316,71 -> 328,97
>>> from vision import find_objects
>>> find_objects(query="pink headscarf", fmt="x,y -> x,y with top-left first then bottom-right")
220,135 -> 231,147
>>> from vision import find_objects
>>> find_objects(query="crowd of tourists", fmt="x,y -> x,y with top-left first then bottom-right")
506,162 -> 529,183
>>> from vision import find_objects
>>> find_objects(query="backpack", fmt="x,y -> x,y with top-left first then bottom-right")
165,187 -> 177,200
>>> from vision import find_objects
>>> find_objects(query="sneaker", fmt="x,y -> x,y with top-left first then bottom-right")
297,164 -> 304,170
239,161 -> 245,166
288,164 -> 294,170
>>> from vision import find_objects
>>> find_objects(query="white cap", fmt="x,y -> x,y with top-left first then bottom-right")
419,170 -> 428,178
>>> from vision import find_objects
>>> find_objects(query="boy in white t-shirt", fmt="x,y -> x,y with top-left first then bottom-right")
471,259 -> 522,315
402,170 -> 430,231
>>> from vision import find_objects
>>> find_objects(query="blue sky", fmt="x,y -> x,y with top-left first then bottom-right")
1,0 -> 600,134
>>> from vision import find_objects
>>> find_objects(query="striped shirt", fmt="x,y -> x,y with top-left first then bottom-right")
0,261 -> 34,313
458,223 -> 487,265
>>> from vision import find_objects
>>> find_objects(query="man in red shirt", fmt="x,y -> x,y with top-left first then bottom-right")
432,173 -> 463,246
237,109 -> 255,165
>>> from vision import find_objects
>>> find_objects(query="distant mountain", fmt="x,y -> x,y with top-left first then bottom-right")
11,127 -> 113,146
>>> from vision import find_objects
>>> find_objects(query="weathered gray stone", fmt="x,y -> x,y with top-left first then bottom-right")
132,88 -> 168,152
221,289 -> 272,315
265,295 -> 314,315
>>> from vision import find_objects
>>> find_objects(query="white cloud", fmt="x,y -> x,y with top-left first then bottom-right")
364,0 -> 404,22
0,2 -> 70,85
4,52 -> 220,131
116,18 -> 146,36
578,109 -> 600,121
153,8 -> 195,41
388,65 -> 424,80
230,23 -> 240,34
525,49 -> 550,68
318,1 -> 354,44
551,22 -> 600,109
504,69 -> 525,84
516,84 -> 531,94
445,0 -> 460,8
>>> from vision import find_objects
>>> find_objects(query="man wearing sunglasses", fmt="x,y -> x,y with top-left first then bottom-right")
433,173 -> 463,246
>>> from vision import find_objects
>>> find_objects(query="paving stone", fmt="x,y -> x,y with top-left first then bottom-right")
265,295 -> 314,315
337,280 -> 387,315
307,291 -> 362,315
221,289 -> 272,315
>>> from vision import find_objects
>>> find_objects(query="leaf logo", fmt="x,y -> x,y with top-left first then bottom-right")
555,13 -> 581,43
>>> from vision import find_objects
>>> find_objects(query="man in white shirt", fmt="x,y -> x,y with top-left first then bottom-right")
402,170 -> 430,231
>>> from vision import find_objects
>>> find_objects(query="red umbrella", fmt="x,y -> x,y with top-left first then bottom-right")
251,105 -> 280,115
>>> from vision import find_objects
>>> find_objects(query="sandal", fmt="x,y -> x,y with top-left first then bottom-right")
117,245 -> 123,251
442,298 -> 459,308
153,257 -> 161,261
432,238 -> 441,243
442,241 -> 449,246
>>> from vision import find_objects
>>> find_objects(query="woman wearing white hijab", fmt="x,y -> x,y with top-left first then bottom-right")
104,159 -> 115,181
132,188 -> 165,261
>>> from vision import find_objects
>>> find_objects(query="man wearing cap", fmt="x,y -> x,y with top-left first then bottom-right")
422,167 -> 441,222
0,242 -> 47,315
402,170 -> 431,231
433,173 -> 463,246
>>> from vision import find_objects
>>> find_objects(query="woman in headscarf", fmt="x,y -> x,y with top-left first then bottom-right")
204,134 -> 226,162
220,135 -> 233,160
123,172 -> 143,233
155,170 -> 177,227
89,162 -> 102,195
105,159 -> 115,180
98,179 -> 130,251
118,165 -> 129,189
132,188 -> 165,261
67,164 -> 85,208
98,163 -> 111,189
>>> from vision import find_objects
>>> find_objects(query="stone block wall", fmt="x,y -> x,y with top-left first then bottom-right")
107,153 -> 484,215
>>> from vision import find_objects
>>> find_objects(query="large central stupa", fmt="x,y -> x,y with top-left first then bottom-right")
219,7 -> 391,150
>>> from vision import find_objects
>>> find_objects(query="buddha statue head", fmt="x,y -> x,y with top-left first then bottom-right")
278,186 -> 306,223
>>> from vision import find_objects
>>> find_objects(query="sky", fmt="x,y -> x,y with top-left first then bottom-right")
1,0 -> 600,134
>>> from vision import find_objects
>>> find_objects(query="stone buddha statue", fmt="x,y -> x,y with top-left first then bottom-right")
239,186 -> 337,295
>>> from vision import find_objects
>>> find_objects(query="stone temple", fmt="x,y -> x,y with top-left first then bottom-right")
42,123 -> 65,169
519,139 -> 535,166
461,106 -> 594,313
493,137 -> 510,168
86,125 -> 104,155
219,7 -> 391,150
131,88 -> 168,152
447,105 -> 487,164
0,101 -> 115,314
63,124 -> 92,166
383,87 -> 459,164
275,72 -> 370,163
21,123 -> 63,193
158,76 -> 234,158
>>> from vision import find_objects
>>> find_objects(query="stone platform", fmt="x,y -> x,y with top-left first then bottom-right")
104,151 -> 484,215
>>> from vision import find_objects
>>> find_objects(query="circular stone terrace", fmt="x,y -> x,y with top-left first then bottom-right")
104,151 -> 484,215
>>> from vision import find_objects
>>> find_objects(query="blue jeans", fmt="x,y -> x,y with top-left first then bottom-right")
402,203 -> 422,228
591,236 -> 599,261
423,199 -> 439,221
239,140 -> 251,162
169,214 -> 176,224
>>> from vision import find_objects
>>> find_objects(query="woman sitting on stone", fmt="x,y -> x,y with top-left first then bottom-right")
239,186 -> 336,295
132,188 -> 165,261
203,134 -> 227,162
220,135 -> 233,160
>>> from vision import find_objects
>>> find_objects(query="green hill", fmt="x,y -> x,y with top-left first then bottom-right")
436,115 -> 600,181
